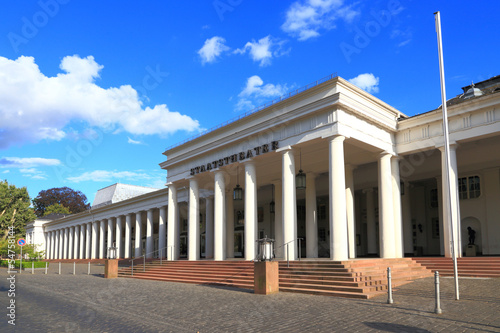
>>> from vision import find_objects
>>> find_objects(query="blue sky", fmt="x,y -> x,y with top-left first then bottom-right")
0,0 -> 499,205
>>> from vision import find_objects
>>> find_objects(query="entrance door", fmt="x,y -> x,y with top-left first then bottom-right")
234,231 -> 243,258
180,235 -> 187,258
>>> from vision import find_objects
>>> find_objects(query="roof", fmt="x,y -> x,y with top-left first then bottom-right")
92,183 -> 160,208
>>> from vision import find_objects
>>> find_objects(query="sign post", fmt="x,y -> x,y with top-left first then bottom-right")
17,238 -> 26,274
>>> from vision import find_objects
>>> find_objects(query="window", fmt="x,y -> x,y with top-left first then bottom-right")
317,204 -> 327,220
430,188 -> 438,208
318,228 -> 326,242
458,176 -> 480,199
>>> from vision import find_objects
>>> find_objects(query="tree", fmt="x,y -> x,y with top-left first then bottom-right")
0,180 -> 36,240
32,187 -> 90,217
43,203 -> 71,216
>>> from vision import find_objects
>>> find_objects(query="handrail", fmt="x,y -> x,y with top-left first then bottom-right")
126,245 -> 172,275
275,238 -> 304,267
165,73 -> 338,152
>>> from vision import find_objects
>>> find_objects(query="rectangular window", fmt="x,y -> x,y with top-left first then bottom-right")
317,204 -> 326,220
430,189 -> 438,208
318,228 -> 326,242
458,176 -> 481,199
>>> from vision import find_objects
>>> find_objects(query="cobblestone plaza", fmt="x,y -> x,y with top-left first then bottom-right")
2,264 -> 499,332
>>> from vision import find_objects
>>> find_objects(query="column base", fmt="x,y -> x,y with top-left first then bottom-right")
104,259 -> 119,278
254,261 -> 279,295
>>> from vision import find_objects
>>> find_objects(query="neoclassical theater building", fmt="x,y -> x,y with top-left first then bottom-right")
26,74 -> 500,262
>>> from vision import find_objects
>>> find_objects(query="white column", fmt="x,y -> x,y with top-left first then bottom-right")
273,180 -> 283,258
436,177 -> 445,255
63,228 -> 69,259
68,227 -> 74,259
365,189 -> 377,255
345,164 -> 356,259
135,212 -> 143,258
107,218 -> 114,258
391,157 -> 403,258
49,232 -> 53,259
45,232 -> 49,259
73,225 -> 79,259
125,214 -> 132,259
329,136 -> 349,261
79,224 -> 85,260
244,161 -> 257,260
45,232 -> 51,259
205,197 -> 214,259
306,173 -> 318,258
53,231 -> 58,259
99,220 -> 106,259
86,222 -> 92,259
214,171 -> 226,260
281,148 -> 297,261
167,183 -> 179,260
57,229 -> 64,259
91,221 -> 98,259
225,189 -> 234,258
379,152 -> 396,258
56,230 -> 61,259
159,207 -> 167,258
439,144 -> 461,258
114,216 -> 122,259
188,178 -> 200,260
146,209 -> 154,258
402,182 -> 413,255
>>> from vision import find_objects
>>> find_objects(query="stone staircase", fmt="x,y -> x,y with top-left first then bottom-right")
279,258 -> 432,299
118,258 -> 432,299
413,257 -> 500,278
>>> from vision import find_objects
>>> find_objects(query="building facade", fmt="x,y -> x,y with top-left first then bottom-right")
26,75 -> 500,261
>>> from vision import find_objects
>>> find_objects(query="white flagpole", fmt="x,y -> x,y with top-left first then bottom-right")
434,11 -> 459,300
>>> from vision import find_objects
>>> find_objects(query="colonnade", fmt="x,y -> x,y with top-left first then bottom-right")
45,207 -> 167,260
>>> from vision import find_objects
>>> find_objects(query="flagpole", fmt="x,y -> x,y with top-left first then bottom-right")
434,11 -> 459,300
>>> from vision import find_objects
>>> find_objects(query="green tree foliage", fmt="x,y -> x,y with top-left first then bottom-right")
33,187 -> 90,217
0,180 -> 36,240
43,203 -> 71,216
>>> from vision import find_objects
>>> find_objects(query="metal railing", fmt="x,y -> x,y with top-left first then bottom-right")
276,238 -> 304,267
126,246 -> 173,276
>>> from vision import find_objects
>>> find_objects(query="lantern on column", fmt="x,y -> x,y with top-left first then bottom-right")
233,166 -> 243,200
296,149 -> 306,190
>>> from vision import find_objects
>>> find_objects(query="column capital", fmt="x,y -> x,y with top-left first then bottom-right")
324,134 -> 347,143
276,145 -> 293,154
436,142 -> 459,151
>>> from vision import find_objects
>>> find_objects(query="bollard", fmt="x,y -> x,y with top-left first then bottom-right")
32,262 -> 34,275
387,267 -> 393,304
73,262 -> 76,275
435,271 -> 442,314
45,262 -> 48,275
88,261 -> 91,275
59,262 -> 61,275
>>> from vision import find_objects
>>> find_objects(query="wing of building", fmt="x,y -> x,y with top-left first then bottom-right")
26,75 -> 500,261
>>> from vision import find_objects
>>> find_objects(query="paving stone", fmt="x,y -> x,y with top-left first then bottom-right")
1,264 -> 499,332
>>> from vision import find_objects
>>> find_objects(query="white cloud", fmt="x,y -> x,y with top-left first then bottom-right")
20,168 -> 47,180
234,36 -> 288,67
348,73 -> 380,94
127,137 -> 144,145
282,0 -> 359,41
0,157 -> 61,168
2,170 -> 10,174
0,55 -> 200,149
197,36 -> 230,64
236,76 -> 288,111
67,170 -> 153,183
